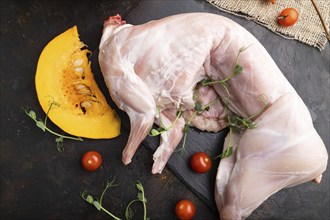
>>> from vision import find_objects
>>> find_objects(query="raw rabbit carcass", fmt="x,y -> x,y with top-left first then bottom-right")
98,13 -> 328,219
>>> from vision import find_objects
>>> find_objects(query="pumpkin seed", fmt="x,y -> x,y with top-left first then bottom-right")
80,101 -> 92,108
73,59 -> 83,67
74,84 -> 86,90
77,90 -> 91,95
74,67 -> 84,74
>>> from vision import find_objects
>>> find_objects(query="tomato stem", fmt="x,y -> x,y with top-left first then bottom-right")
277,15 -> 288,20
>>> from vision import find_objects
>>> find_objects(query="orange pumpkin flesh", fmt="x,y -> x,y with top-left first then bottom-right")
35,26 -> 121,139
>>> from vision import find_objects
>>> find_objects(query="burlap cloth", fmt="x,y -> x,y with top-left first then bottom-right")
206,0 -> 330,50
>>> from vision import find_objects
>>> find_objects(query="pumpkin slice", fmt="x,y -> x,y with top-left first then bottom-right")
35,26 -> 120,139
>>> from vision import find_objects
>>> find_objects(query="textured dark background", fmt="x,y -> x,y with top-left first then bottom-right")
1,0 -> 329,220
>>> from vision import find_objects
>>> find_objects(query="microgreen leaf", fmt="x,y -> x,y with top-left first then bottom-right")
149,128 -> 161,136
23,103 -> 83,152
222,146 -> 233,158
148,127 -> 168,136
194,101 -> 203,112
148,108 -> 183,137
239,118 -> 255,129
81,178 -> 122,220
28,110 -> 37,120
183,124 -> 189,133
200,78 -> 213,86
135,181 -> 144,192
135,181 -> 147,219
93,201 -> 101,211
86,195 -> 94,204
81,192 -> 95,204
36,120 -> 46,131
234,64 -> 243,74
137,192 -> 147,203
228,115 -> 256,130
55,136 -> 63,143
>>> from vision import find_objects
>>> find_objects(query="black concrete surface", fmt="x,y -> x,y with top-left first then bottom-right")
1,0 -> 329,220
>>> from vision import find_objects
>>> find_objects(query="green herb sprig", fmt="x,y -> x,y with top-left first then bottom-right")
175,98 -> 220,153
81,178 -> 121,220
214,95 -> 268,160
214,114 -> 235,160
201,45 -> 252,87
125,181 -> 148,220
200,45 -> 251,105
81,179 -> 148,220
23,100 -> 83,151
200,45 -> 265,159
148,108 -> 183,137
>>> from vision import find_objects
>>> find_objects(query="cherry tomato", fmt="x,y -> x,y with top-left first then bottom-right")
82,151 -> 102,171
190,152 -> 212,174
175,199 -> 196,220
278,8 -> 299,27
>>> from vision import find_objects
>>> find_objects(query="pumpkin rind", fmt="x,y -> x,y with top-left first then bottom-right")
35,26 -> 120,139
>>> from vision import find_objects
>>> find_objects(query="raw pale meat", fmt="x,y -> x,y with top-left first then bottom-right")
183,85 -> 227,132
98,13 -> 328,219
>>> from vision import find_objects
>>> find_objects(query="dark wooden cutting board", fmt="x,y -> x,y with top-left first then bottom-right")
143,127 -> 228,213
